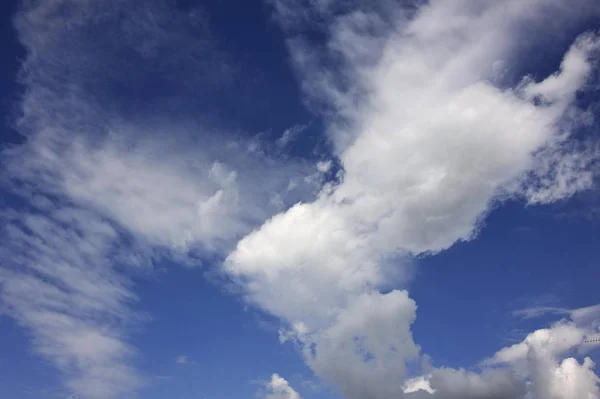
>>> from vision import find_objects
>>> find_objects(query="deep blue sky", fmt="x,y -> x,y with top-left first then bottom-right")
0,1 -> 599,399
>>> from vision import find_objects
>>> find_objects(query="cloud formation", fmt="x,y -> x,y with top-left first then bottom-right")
1,0 -> 599,399
1,1 -> 318,398
485,307 -> 600,399
0,205 -> 143,399
261,374 -> 302,399
226,0 -> 600,398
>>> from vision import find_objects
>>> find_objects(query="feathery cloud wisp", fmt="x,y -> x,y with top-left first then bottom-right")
1,1 -> 319,398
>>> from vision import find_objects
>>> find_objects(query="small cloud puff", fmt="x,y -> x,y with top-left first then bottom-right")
260,374 -> 302,399
176,355 -> 195,365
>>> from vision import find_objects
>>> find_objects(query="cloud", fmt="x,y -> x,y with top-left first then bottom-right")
403,375 -> 434,394
2,1 -> 600,399
427,367 -> 526,399
513,307 -> 572,320
513,303 -> 600,327
405,300 -> 600,399
1,1 -> 319,398
260,374 -> 302,399
176,355 -> 194,365
226,0 -> 600,398
277,123 -> 310,148
6,126 -> 316,256
0,205 -> 144,399
486,307 -> 600,399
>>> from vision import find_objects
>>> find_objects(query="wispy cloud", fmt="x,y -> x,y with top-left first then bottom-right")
0,204 -> 144,398
513,302 -> 600,328
1,1 -> 319,398
513,306 -> 572,320
175,355 -> 195,365
277,123 -> 310,148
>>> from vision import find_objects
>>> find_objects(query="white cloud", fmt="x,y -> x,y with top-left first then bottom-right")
176,355 -> 193,365
305,290 -> 420,399
3,1 -> 600,399
427,367 -> 526,399
571,304 -> 600,329
403,375 -> 434,394
2,1 -> 318,398
403,306 -> 600,399
513,306 -> 572,320
226,0 -> 600,398
513,303 -> 600,325
8,128 -> 315,256
277,124 -> 310,148
486,308 -> 600,399
0,205 -> 144,399
261,374 -> 302,399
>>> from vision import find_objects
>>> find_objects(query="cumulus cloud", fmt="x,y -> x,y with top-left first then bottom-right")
225,0 -> 600,398
486,306 -> 600,399
403,375 -> 435,395
427,367 -> 526,399
405,303 -> 600,399
260,374 -> 302,399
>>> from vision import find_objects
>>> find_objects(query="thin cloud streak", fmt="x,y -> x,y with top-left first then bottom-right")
0,204 -> 144,398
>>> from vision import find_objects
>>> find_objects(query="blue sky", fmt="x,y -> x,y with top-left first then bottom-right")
0,1 -> 600,399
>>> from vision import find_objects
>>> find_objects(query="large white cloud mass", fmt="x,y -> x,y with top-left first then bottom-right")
226,1 -> 600,398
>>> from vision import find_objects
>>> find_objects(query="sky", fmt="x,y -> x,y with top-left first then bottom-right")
0,1 -> 599,399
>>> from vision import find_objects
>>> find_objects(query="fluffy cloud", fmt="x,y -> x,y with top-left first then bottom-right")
486,308 -> 600,399
226,0 -> 600,398
427,368 -> 526,399
404,303 -> 600,399
261,374 -> 302,399
403,375 -> 435,395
